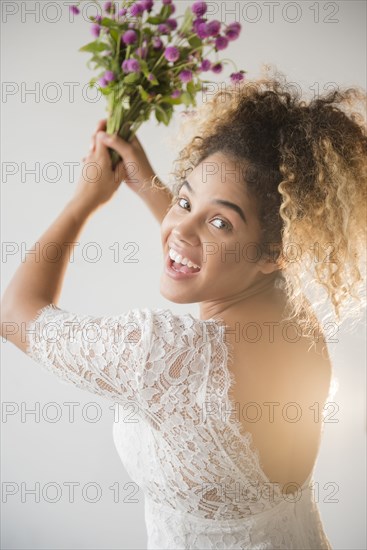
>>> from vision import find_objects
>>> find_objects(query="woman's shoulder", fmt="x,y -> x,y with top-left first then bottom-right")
148,307 -> 215,344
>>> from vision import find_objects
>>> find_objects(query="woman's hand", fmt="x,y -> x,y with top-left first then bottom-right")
86,119 -> 157,195
73,123 -> 128,212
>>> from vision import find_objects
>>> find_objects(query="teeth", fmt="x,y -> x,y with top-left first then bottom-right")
169,248 -> 200,269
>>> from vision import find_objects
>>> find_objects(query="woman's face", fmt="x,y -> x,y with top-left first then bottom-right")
160,151 -> 278,306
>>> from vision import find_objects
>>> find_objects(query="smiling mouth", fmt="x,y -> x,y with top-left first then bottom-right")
169,257 -> 201,274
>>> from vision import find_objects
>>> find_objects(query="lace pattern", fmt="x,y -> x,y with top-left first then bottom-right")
26,305 -> 333,549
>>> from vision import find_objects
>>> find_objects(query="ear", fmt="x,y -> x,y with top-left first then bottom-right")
257,258 -> 282,275
256,246 -> 284,275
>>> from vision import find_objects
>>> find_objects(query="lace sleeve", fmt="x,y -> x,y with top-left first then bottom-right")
135,308 -> 212,428
25,304 -> 152,406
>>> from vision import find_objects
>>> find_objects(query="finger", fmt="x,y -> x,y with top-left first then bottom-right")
99,132 -> 131,157
90,120 -> 107,151
95,131 -> 113,164
129,135 -> 143,151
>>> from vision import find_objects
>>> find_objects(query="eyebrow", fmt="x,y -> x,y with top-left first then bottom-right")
180,180 -> 247,224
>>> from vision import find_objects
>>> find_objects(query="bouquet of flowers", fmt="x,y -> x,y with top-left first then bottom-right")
71,0 -> 246,169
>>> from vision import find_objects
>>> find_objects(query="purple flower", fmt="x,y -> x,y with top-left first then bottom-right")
215,35 -> 228,50
118,8 -> 127,16
225,28 -> 240,41
69,5 -> 80,15
103,1 -> 114,12
141,0 -> 154,10
140,0 -> 153,11
179,70 -> 193,83
207,20 -> 221,36
171,89 -> 181,98
158,23 -> 170,34
104,71 -> 115,82
99,77 -> 109,88
169,4 -> 176,13
212,62 -> 223,74
230,72 -> 245,83
166,18 -> 178,30
130,2 -> 145,17
162,0 -> 172,4
192,1 -> 207,17
147,73 -> 156,81
121,60 -> 130,72
196,22 -> 211,39
200,59 -> 211,71
91,24 -> 101,37
192,17 -> 205,32
122,59 -> 141,73
122,30 -> 138,44
228,22 -> 242,33
164,46 -> 180,62
152,36 -> 163,49
93,15 -> 102,23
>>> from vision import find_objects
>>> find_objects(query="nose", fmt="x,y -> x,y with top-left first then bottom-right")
171,219 -> 200,247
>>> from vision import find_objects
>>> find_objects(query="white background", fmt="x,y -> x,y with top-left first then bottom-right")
1,1 -> 366,548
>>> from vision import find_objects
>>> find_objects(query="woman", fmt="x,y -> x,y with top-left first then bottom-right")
2,72 -> 366,549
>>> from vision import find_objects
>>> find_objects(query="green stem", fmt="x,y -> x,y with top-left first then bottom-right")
116,30 -> 121,62
150,50 -> 166,73
203,45 -> 216,59
107,95 -> 145,169
218,58 -> 239,72
171,60 -> 198,72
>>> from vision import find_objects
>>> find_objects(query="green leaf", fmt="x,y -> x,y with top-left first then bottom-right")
138,59 -> 149,72
188,36 -> 202,49
160,4 -> 171,19
155,104 -> 170,124
146,16 -> 162,24
142,28 -> 154,38
138,85 -> 149,101
143,110 -> 151,121
124,73 -> 141,84
180,7 -> 194,35
186,81 -> 196,95
180,91 -> 192,107
99,87 -> 112,96
159,95 -> 182,105
100,17 -> 121,29
79,41 -> 109,53
86,53 -> 111,70
109,29 -> 119,43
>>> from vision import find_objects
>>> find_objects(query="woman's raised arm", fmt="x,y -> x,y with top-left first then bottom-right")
1,128 -> 126,352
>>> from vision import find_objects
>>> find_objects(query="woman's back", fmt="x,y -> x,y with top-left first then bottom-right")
219,287 -> 333,496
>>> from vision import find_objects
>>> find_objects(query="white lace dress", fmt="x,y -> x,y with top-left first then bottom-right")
26,304 -> 333,550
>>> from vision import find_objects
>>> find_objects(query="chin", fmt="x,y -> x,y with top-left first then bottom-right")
159,279 -> 197,304
159,288 -> 193,305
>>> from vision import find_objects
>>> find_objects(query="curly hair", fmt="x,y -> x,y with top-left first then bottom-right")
166,67 -> 367,345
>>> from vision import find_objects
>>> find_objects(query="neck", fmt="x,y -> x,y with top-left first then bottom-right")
199,272 -> 284,322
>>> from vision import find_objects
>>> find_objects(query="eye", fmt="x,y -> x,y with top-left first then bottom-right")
176,196 -> 190,210
174,196 -> 233,232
